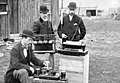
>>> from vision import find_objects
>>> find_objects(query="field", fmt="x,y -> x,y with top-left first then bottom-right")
0,17 -> 120,83
84,18 -> 120,83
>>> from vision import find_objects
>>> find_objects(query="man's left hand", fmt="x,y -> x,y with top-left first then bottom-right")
43,61 -> 50,67
75,35 -> 81,40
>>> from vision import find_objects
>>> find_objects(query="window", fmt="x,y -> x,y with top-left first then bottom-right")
0,0 -> 8,15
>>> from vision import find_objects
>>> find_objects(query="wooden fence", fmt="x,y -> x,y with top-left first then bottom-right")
0,0 -> 43,39
0,0 -> 10,39
10,0 -> 43,34
0,15 -> 9,39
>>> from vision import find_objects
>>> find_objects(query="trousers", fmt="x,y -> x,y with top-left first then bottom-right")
13,69 -> 29,83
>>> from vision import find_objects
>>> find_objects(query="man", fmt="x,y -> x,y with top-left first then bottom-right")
5,29 -> 47,83
31,5 -> 55,69
32,5 -> 54,50
32,5 -> 54,34
57,2 -> 86,42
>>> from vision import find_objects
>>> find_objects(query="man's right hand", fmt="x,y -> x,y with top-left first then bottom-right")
62,33 -> 67,38
30,67 -> 34,74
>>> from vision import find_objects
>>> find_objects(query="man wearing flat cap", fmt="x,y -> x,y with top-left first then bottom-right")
57,2 -> 86,42
4,29 -> 48,83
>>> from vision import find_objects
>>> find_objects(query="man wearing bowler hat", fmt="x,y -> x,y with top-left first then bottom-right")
32,5 -> 55,69
31,4 -> 55,51
57,2 -> 86,42
5,29 -> 48,83
32,5 -> 54,34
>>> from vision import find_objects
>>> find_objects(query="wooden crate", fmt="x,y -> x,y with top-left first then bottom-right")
58,51 -> 89,83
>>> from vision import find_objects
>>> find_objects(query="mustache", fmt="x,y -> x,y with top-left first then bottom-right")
43,16 -> 47,19
69,13 -> 74,15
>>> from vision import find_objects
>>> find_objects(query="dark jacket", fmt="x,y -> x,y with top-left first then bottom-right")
32,18 -> 54,51
57,14 -> 86,41
5,42 -> 44,83
32,17 -> 54,34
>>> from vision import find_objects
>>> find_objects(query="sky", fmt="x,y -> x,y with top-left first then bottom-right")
59,0 -> 120,11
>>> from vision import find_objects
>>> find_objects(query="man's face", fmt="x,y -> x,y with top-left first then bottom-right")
40,12 -> 48,21
69,9 -> 76,16
23,37 -> 32,46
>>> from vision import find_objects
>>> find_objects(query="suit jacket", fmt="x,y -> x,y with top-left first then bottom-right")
32,17 -> 54,34
57,14 -> 86,41
5,42 -> 44,83
32,18 -> 54,50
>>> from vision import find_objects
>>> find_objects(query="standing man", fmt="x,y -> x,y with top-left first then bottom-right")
32,5 -> 54,51
32,5 -> 55,69
32,5 -> 54,35
57,2 -> 86,42
5,29 -> 47,83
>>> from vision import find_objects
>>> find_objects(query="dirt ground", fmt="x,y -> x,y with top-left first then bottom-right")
0,17 -> 120,83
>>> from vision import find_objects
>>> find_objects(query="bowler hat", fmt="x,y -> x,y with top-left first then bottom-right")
40,5 -> 49,14
68,2 -> 77,9
20,29 -> 34,38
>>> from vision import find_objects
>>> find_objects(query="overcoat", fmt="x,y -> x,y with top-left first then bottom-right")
57,14 -> 86,41
5,42 -> 44,83
32,18 -> 54,50
32,17 -> 54,34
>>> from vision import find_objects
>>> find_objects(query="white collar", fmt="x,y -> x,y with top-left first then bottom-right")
69,15 -> 73,21
21,40 -> 25,46
69,15 -> 73,17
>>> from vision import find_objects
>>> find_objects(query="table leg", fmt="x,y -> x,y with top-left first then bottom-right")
49,53 -> 54,70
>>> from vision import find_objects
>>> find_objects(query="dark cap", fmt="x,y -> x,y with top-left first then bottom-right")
68,2 -> 77,9
40,5 -> 49,14
20,29 -> 34,38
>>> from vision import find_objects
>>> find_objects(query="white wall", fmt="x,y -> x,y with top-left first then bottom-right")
59,0 -> 120,16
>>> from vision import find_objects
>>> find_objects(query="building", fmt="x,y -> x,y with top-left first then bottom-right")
59,0 -> 120,16
79,6 -> 98,16
0,0 -> 59,39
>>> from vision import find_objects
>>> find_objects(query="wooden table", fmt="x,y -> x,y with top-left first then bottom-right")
33,50 -> 89,83
29,77 -> 68,83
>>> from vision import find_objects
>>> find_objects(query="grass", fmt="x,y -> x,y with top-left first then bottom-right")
84,18 -> 120,83
0,17 -> 120,83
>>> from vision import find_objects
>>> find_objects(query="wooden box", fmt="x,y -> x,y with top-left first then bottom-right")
58,51 -> 89,83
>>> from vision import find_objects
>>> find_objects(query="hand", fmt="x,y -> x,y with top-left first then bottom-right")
30,67 -> 34,74
43,61 -> 50,70
62,33 -> 67,38
43,61 -> 50,67
13,70 -> 19,79
75,35 -> 81,41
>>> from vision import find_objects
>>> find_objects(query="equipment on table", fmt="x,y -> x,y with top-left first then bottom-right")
32,34 -> 56,54
34,67 -> 67,81
57,40 -> 87,56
